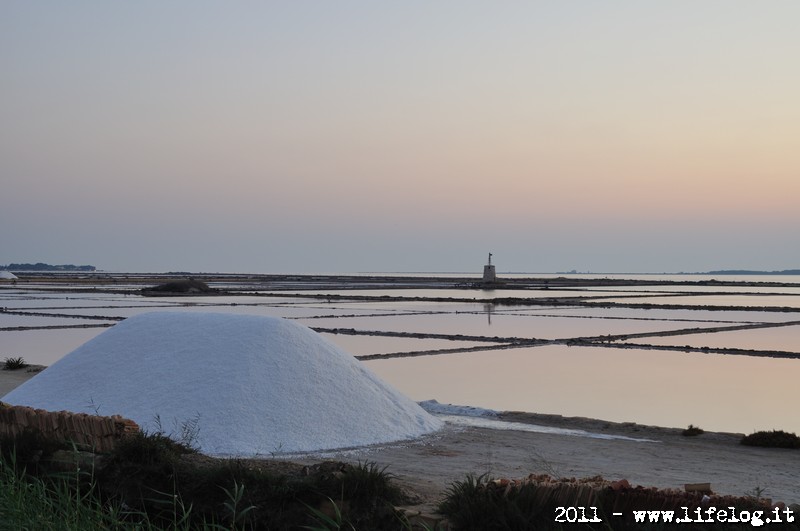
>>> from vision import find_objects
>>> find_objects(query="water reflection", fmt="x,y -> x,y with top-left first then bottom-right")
365,345 -> 800,435
622,323 -> 800,352
319,334 -> 480,356
595,294 -> 800,309
297,312 -> 709,340
2,328 -> 107,365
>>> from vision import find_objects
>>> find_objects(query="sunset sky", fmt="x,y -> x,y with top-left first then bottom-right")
2,2 -> 799,273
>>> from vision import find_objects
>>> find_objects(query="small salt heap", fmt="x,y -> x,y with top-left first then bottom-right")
2,312 -> 442,455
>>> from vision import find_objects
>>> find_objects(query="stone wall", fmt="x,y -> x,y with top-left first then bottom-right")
0,402 -> 139,453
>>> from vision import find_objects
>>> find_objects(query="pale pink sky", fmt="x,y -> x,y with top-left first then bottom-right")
2,2 -> 798,273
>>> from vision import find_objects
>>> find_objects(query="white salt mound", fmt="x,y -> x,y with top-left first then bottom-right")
2,312 -> 442,455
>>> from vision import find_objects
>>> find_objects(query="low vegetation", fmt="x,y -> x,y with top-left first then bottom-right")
681,424 -> 704,436
438,474 -> 547,530
2,356 -> 28,370
142,278 -> 216,295
6,423 -> 799,529
436,474 -> 790,531
740,430 -> 800,449
0,429 -> 407,530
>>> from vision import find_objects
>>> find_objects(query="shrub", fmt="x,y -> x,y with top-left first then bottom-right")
438,474 -> 550,530
682,424 -> 704,436
99,437 -> 404,530
0,428 -> 65,473
3,356 -> 28,370
143,279 -> 214,294
741,430 -> 800,449
97,430 -> 198,520
339,461 -> 402,509
173,459 -> 274,526
0,427 -> 406,530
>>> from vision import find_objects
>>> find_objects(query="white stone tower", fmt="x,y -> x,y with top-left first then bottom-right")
482,253 -> 496,283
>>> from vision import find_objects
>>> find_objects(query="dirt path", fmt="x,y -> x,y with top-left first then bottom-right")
0,366 -> 45,396
293,412 -> 800,510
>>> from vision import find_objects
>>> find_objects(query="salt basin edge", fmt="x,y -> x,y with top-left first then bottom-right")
1,312 -> 443,455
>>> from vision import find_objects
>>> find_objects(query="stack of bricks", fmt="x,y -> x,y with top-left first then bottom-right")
0,402 -> 139,453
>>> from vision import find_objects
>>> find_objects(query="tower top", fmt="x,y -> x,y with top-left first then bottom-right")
488,252 -> 492,265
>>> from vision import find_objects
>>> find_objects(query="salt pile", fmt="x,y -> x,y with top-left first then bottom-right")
2,312 -> 442,455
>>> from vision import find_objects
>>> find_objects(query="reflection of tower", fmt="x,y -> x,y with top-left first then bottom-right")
484,302 -> 494,325
483,253 -> 496,283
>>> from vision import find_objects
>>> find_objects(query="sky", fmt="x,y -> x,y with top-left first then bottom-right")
2,2 -> 799,274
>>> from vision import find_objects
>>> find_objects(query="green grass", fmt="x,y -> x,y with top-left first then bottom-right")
437,474 -> 550,531
0,429 -> 408,530
0,442 -> 188,531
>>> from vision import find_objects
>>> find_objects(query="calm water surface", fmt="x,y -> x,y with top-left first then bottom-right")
621,323 -> 800,352
364,345 -> 800,435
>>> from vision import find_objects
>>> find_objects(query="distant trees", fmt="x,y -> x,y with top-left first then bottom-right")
0,263 -> 96,272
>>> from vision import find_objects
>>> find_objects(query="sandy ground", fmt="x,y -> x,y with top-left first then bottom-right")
2,369 -> 798,509
0,365 -> 45,396
295,411 -> 800,510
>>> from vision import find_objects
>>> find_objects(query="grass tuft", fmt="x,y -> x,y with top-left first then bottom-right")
438,474 -> 549,530
340,461 -> 402,509
0,430 -> 412,530
3,356 -> 28,370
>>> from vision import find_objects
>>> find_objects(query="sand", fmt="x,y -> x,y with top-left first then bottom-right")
301,411 -> 800,509
1,368 -> 796,509
0,365 -> 45,396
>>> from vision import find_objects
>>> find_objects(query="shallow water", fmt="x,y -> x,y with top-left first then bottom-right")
365,345 -> 800,435
0,314 -> 113,328
621,323 -> 800,352
524,306 -> 794,324
595,294 -> 800,309
319,334 -> 480,356
297,312 -> 706,340
276,288 -> 639,300
2,328 -> 109,365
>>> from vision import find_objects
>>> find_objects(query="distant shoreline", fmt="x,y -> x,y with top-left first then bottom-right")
702,269 -> 800,275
